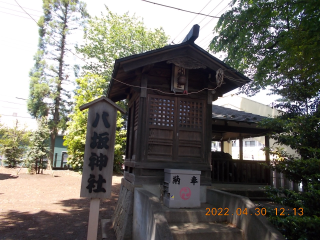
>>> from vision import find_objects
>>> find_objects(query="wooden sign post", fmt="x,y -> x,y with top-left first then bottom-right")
79,97 -> 125,240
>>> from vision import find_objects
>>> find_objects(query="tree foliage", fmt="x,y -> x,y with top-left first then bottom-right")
211,0 -> 320,113
27,117 -> 50,174
64,8 -> 168,173
211,0 -> 320,185
0,120 -> 30,167
27,0 -> 89,166
63,73 -> 107,171
77,7 -> 169,76
211,1 -> 320,238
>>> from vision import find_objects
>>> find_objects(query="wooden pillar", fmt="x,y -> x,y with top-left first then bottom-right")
265,136 -> 270,163
206,90 -> 213,174
265,136 -> 271,185
239,135 -> 243,161
221,140 -> 224,152
136,74 -> 148,162
239,135 -> 244,182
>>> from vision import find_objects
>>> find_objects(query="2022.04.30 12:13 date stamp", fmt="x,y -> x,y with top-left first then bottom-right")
205,208 -> 304,216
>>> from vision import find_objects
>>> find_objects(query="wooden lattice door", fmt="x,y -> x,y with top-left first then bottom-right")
177,98 -> 204,161
147,95 -> 175,161
147,94 -> 205,162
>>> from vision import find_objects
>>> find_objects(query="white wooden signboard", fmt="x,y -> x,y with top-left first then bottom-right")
79,96 -> 125,240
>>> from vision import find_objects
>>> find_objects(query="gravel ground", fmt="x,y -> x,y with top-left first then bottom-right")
0,167 -> 122,240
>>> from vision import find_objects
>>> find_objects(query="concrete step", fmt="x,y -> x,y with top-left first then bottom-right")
210,185 -> 270,201
169,222 -> 243,240
225,190 -> 270,201
162,203 -> 228,224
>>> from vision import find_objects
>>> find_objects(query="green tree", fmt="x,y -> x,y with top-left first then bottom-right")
64,9 -> 168,172
64,73 -> 127,173
27,117 -> 50,174
28,16 -> 49,119
211,0 -> 320,180
77,7 -> 169,76
211,0 -> 320,112
0,120 -> 30,167
211,1 -> 320,238
27,0 -> 89,167
0,116 -> 4,135
63,73 -> 107,171
114,112 -> 127,173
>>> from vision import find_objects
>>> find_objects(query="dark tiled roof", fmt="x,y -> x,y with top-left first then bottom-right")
212,105 -> 266,123
111,42 -> 251,81
107,42 -> 251,100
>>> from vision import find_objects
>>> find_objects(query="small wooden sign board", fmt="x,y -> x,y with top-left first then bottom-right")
79,96 -> 125,240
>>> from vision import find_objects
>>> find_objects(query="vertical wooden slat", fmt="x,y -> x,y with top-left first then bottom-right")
206,89 -> 213,166
259,164 -> 262,183
265,136 -> 271,185
239,135 -> 243,161
227,160 -> 230,182
250,163 -> 252,183
137,75 -> 147,163
211,157 -> 214,182
231,162 -> 234,182
247,162 -> 249,183
239,136 -> 243,183
241,162 -> 244,183
222,160 -> 224,183
217,161 -> 220,182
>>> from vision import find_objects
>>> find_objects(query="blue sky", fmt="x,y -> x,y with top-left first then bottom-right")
0,0 -> 278,128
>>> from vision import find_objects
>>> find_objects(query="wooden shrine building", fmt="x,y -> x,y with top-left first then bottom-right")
211,105 -> 271,184
107,25 -> 251,187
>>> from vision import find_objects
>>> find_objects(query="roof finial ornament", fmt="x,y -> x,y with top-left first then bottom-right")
182,24 -> 200,43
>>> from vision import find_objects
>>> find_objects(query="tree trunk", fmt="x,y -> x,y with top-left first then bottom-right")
49,132 -> 57,169
49,5 -> 69,166
40,159 -> 43,174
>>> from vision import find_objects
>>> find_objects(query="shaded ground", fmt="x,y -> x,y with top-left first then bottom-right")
0,167 -> 122,240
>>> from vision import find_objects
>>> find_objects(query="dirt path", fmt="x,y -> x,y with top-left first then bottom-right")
0,167 -> 122,240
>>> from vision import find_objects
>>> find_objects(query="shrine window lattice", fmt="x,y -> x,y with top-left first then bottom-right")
149,97 -> 175,127
148,96 -> 203,129
179,100 -> 203,129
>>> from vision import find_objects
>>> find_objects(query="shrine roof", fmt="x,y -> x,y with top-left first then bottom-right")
212,105 -> 266,123
211,105 -> 270,140
107,41 -> 251,102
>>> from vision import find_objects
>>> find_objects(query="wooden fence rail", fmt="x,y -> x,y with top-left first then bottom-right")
211,159 -> 270,184
211,158 -> 301,191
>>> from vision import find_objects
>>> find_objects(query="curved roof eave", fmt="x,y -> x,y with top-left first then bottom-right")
107,42 -> 251,100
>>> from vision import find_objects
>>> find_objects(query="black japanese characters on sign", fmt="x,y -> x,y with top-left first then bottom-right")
90,132 -> 110,149
89,153 -> 108,171
190,176 -> 198,185
80,96 -> 125,199
92,112 -> 111,128
172,175 -> 181,185
86,111 -> 110,193
87,174 -> 106,193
